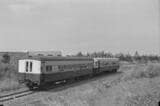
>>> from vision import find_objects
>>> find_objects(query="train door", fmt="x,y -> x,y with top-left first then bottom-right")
25,61 -> 33,72
24,61 -> 28,80
93,60 -> 100,74
25,61 -> 33,80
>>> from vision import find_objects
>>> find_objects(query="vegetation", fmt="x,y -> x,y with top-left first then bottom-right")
0,78 -> 20,92
0,53 -> 21,92
1,53 -> 10,64
121,63 -> 160,81
74,51 -> 160,63
0,61 -> 21,92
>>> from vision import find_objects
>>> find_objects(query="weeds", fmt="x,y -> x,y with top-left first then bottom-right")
0,62 -> 20,92
0,79 -> 20,92
122,64 -> 160,81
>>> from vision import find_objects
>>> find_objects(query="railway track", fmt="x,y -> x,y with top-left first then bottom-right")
0,89 -> 34,103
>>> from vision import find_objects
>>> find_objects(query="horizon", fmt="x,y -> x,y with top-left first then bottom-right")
0,50 -> 159,56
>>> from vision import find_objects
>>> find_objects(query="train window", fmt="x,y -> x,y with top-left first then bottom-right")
112,62 -> 116,65
46,66 -> 48,71
104,62 -> 109,65
53,66 -> 58,71
80,64 -> 86,69
30,62 -> 33,72
46,65 -> 52,72
58,65 -> 64,71
26,61 -> 29,72
50,66 -> 52,70
95,61 -> 99,67
87,63 -> 92,69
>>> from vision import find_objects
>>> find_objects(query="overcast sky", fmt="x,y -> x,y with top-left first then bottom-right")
0,0 -> 159,55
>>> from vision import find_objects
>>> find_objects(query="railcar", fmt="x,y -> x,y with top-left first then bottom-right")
93,58 -> 120,74
18,56 -> 120,89
18,56 -> 93,88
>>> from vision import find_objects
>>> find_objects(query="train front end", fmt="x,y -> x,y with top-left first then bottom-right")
18,59 -> 41,89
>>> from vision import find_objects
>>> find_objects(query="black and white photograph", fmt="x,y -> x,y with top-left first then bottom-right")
0,0 -> 159,106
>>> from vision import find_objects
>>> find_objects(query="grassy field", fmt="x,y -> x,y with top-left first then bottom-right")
120,63 -> 160,80
0,62 -> 22,92
5,62 -> 160,106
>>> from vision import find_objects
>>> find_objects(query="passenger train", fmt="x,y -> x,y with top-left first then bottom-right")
18,56 -> 120,89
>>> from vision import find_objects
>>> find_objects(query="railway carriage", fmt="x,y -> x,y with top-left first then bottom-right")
18,56 -> 93,88
93,58 -> 120,74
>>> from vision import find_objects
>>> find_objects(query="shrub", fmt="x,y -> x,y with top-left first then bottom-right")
1,53 -> 10,63
0,78 -> 20,92
144,64 -> 160,78
122,64 -> 160,81
0,62 -> 20,92
0,63 -> 18,80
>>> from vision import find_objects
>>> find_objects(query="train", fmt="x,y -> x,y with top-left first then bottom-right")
18,56 -> 120,89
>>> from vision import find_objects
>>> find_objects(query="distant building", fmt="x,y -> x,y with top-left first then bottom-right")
0,51 -> 62,67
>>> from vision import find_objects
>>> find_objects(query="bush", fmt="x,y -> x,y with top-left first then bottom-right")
122,64 -> 160,81
0,63 -> 20,92
1,53 -> 10,63
0,63 -> 18,80
0,78 -> 20,92
144,64 -> 160,78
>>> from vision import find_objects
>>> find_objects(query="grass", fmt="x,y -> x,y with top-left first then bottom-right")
0,78 -> 20,92
121,63 -> 160,81
0,62 -> 21,92
144,64 -> 160,78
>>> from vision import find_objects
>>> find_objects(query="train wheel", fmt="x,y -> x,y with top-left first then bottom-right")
26,81 -> 36,90
27,83 -> 34,90
112,69 -> 117,73
88,73 -> 93,78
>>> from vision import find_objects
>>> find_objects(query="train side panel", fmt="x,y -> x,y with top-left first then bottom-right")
93,58 -> 120,73
41,60 -> 93,83
41,69 -> 93,83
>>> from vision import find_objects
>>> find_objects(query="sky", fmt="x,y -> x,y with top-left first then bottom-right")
0,0 -> 159,55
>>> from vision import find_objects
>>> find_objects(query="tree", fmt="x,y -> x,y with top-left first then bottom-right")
76,52 -> 83,57
134,51 -> 139,57
2,53 -> 10,63
105,52 -> 113,58
115,53 -> 125,61
134,51 -> 141,61
125,53 -> 133,62
86,52 -> 90,57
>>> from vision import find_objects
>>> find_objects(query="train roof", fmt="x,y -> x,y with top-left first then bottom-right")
93,58 -> 119,61
21,56 -> 93,61
20,56 -> 119,62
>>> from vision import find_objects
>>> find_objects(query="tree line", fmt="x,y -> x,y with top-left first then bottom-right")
71,51 -> 160,63
1,51 -> 159,64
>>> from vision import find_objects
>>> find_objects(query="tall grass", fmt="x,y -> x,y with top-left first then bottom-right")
0,63 -> 21,92
0,79 -> 20,92
144,64 -> 160,78
122,63 -> 160,81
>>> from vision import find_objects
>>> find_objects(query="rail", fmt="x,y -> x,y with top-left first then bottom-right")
0,89 -> 34,103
